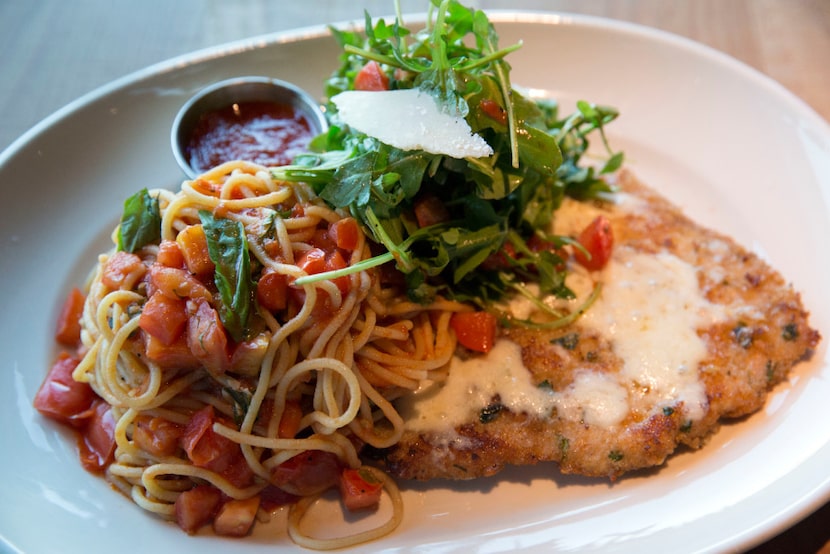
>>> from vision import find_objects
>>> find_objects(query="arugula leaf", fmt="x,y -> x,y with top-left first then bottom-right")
117,188 -> 161,253
198,210 -> 252,342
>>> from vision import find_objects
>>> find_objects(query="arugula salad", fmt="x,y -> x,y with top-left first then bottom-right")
273,0 -> 623,324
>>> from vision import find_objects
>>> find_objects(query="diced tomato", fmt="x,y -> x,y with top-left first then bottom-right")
181,406 -> 253,488
181,406 -> 238,469
55,287 -> 86,347
186,298 -> 229,374
156,240 -> 185,269
78,399 -> 116,473
479,98 -> 507,125
325,250 -> 350,296
354,61 -> 389,91
573,215 -> 614,271
413,194 -> 451,228
133,415 -> 182,457
34,353 -> 95,426
102,251 -> 146,290
270,450 -> 342,497
175,485 -> 222,534
213,496 -> 260,537
277,400 -> 303,439
450,311 -> 497,353
176,224 -> 214,276
296,247 -> 327,275
256,269 -> 288,312
139,291 -> 188,346
339,468 -> 383,512
143,332 -> 201,371
328,218 -> 360,251
147,264 -> 213,303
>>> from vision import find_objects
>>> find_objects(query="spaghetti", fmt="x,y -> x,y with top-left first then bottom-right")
42,160 -> 468,548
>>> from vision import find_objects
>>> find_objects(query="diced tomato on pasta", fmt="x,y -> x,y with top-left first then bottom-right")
450,311 -> 498,353
143,332 -> 201,371
176,224 -> 214,277
328,217 -> 360,251
186,298 -> 230,374
147,264 -> 213,303
277,399 -> 303,439
175,485 -> 222,534
339,468 -> 383,511
156,239 -> 185,269
133,415 -> 183,458
139,291 -> 188,346
270,450 -> 342,497
33,353 -> 95,426
55,287 -> 86,347
102,251 -> 146,290
78,399 -> 116,473
213,496 -> 260,537
256,269 -> 288,312
180,405 -> 252,488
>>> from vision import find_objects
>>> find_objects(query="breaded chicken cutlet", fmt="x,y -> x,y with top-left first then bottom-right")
371,170 -> 819,481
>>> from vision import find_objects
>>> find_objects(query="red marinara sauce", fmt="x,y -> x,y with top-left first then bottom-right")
185,101 -> 314,172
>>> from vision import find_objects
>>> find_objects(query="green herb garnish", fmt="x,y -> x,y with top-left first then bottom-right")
199,210 -> 252,342
117,188 -> 161,253
276,0 -> 621,314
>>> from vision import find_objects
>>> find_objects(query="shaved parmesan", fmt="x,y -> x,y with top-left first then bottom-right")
331,89 -> 494,159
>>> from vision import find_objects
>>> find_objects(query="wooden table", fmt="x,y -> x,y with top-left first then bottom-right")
2,1 -> 828,552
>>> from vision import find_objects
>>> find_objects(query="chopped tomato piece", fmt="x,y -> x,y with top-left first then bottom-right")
133,415 -> 182,457
325,249 -> 350,296
413,194 -> 451,228
256,269 -> 288,312
55,287 -> 86,347
450,311 -> 497,353
270,450 -> 342,497
78,399 -> 116,473
213,496 -> 260,537
34,353 -> 95,426
354,61 -> 389,91
479,98 -> 507,125
181,406 -> 238,470
339,468 -> 383,511
186,298 -> 229,374
147,265 -> 212,303
328,217 -> 361,251
139,291 -> 188,346
176,224 -> 214,276
102,251 -> 146,290
143,332 -> 201,371
175,485 -> 222,534
296,247 -> 327,276
156,240 -> 185,268
278,400 -> 303,439
573,215 -> 614,271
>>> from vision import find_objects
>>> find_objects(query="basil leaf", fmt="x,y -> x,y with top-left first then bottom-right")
117,188 -> 161,253
199,210 -> 252,342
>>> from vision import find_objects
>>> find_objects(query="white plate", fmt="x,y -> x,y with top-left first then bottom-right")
2,12 -> 830,554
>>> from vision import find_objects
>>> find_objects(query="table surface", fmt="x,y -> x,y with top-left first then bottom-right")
2,1 -> 829,552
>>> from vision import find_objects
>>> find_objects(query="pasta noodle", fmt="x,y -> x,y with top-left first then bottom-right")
67,160 -> 468,547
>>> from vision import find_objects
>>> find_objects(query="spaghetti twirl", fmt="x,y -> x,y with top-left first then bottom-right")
38,160 -> 468,548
